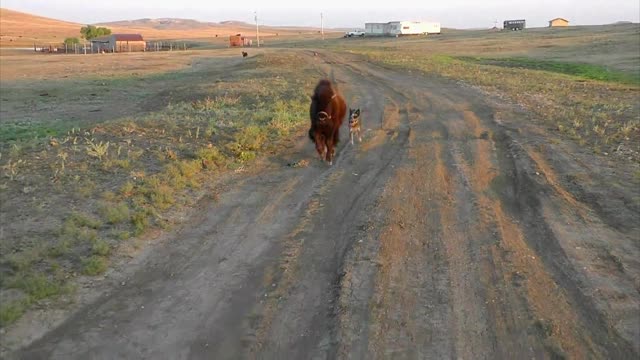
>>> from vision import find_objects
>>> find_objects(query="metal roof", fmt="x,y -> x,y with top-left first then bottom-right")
90,34 -> 144,42
112,34 -> 144,41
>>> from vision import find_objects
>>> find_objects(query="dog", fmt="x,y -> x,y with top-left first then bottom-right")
242,51 -> 248,58
348,108 -> 362,145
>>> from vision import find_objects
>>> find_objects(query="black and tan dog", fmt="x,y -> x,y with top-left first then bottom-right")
348,108 -> 362,145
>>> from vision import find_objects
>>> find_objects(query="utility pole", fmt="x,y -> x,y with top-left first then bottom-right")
321,12 -> 324,40
255,11 -> 260,47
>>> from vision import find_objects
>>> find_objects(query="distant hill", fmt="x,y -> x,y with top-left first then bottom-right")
0,8 -> 329,47
97,18 -> 215,30
97,17 -> 325,35
611,21 -> 633,25
0,8 -> 83,47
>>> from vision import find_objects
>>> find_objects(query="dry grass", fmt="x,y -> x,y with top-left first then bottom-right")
350,38 -> 639,160
0,51 -> 320,327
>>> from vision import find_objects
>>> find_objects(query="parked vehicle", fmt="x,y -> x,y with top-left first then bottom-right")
503,19 -> 526,31
344,30 -> 365,37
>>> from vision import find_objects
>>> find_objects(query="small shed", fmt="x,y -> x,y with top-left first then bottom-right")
229,34 -> 243,47
549,18 -> 569,27
91,34 -> 145,52
229,34 -> 252,47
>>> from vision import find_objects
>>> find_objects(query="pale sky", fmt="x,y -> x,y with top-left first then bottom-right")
3,0 -> 639,29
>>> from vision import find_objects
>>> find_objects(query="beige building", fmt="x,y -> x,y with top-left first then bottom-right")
549,18 -> 569,27
91,34 -> 146,53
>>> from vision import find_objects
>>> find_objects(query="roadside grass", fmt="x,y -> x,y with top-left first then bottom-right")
0,122 -> 73,143
355,50 -> 639,159
458,56 -> 640,85
0,52 -> 319,327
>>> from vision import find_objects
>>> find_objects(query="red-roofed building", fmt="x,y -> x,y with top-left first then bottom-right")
91,34 -> 146,53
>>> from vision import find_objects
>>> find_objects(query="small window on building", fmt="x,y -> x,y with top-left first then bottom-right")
402,26 -> 410,29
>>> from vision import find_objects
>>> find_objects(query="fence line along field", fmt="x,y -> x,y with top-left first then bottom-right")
0,10 -> 639,360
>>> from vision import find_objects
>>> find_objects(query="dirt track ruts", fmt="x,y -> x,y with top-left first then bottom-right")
12,50 -> 639,359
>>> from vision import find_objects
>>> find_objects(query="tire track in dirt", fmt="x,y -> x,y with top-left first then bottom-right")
246,52 -> 412,359
490,128 -> 639,358
11,49 -> 639,360
325,53 -> 638,359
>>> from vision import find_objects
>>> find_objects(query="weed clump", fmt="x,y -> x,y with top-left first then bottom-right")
99,202 -> 130,224
82,256 -> 108,275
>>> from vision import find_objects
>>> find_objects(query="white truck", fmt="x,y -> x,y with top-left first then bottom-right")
344,29 -> 365,37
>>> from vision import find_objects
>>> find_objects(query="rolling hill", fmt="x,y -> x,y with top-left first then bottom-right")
0,8 -> 83,47
0,8 -> 326,47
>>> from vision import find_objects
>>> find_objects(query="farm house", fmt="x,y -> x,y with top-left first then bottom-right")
365,21 -> 441,36
549,18 -> 569,27
90,34 -> 145,52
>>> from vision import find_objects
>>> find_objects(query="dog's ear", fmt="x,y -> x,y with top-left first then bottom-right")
355,108 -> 361,116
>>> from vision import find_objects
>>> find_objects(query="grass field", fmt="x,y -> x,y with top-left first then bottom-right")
1,23 -> 639,328
0,49 -> 320,326
333,24 -> 640,158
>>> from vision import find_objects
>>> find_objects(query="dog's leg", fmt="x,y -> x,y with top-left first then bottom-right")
358,128 -> 362,142
350,131 -> 354,145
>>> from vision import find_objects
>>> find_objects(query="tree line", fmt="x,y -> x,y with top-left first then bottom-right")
64,25 -> 112,46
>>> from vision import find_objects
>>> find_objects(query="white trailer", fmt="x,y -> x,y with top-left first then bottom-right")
364,21 -> 441,36
365,23 -> 386,35
388,21 -> 441,35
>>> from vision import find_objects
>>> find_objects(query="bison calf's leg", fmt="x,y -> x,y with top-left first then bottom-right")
314,133 -> 327,162
326,136 -> 335,165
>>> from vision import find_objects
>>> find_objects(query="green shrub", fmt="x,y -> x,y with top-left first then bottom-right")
68,212 -> 101,229
131,210 -> 150,235
9,274 -> 65,300
92,239 -> 110,256
82,256 -> 108,275
0,301 -> 26,327
100,202 -> 130,224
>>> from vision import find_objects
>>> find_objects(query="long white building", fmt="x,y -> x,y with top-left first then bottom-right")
365,21 -> 441,36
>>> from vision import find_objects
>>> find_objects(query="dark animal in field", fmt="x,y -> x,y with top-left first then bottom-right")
348,108 -> 362,145
242,51 -> 248,58
308,79 -> 347,165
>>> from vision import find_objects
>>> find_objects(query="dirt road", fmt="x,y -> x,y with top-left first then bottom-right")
12,51 -> 639,359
